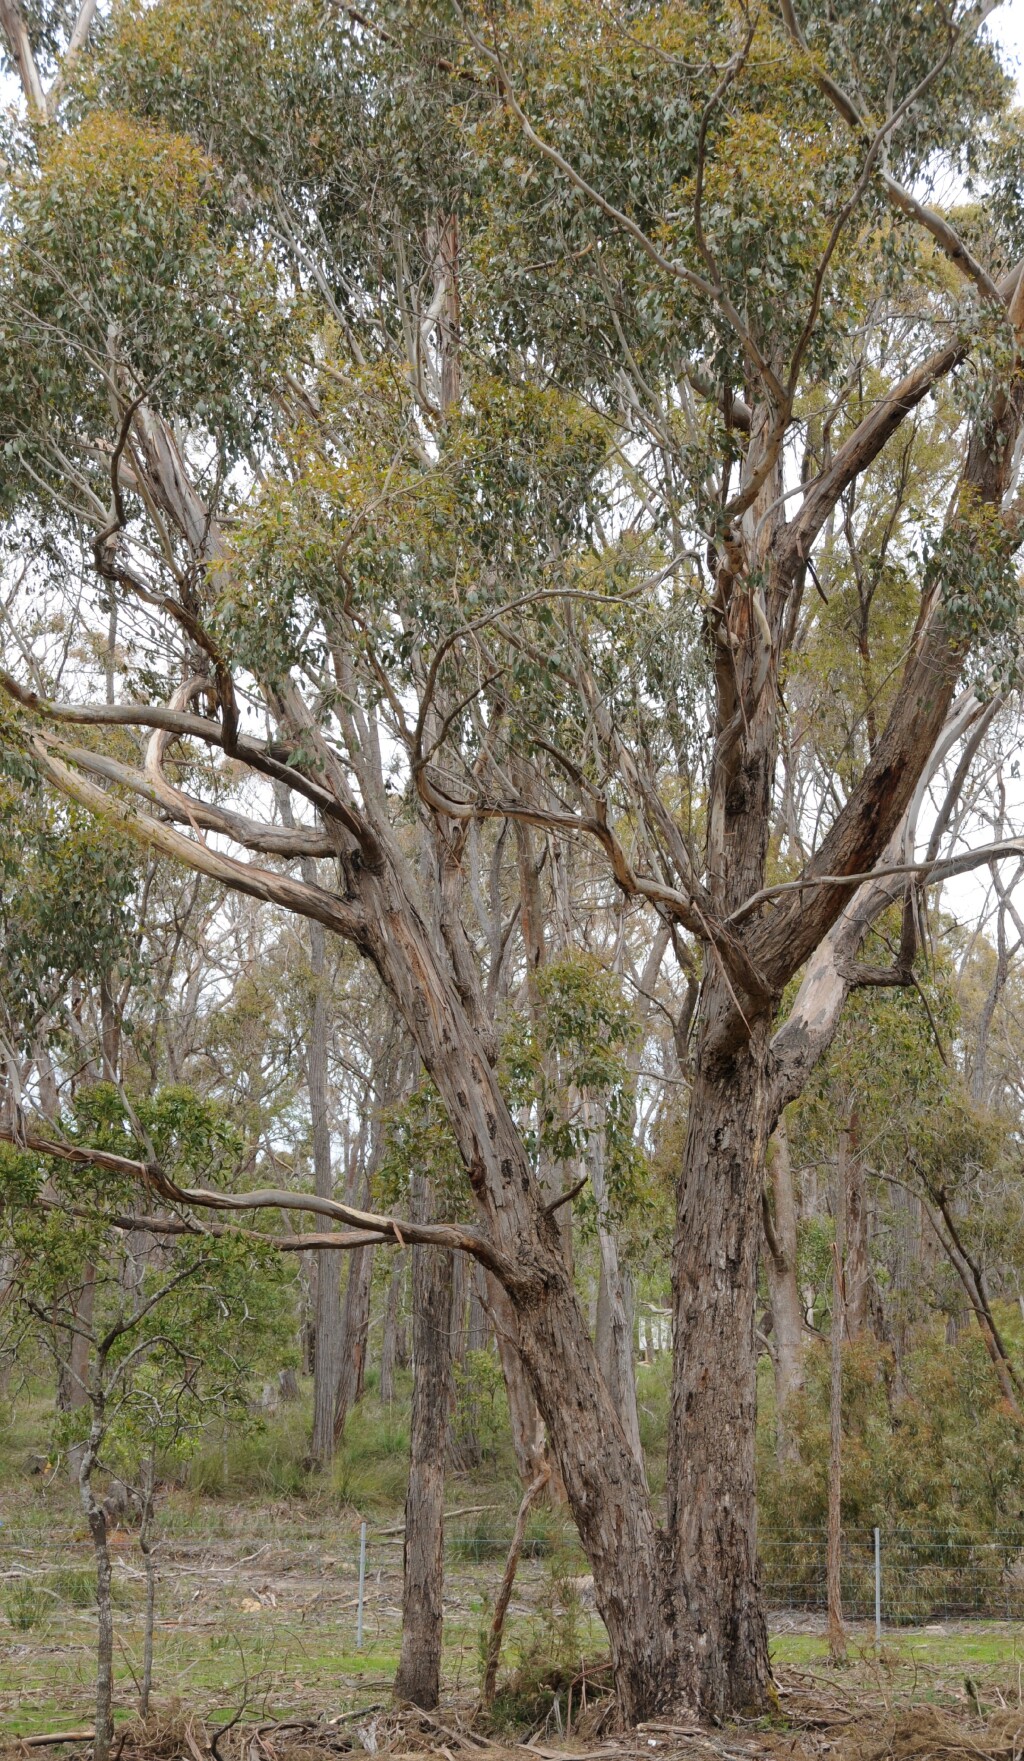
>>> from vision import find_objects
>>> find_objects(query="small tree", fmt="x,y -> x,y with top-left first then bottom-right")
0,1087 -> 292,1759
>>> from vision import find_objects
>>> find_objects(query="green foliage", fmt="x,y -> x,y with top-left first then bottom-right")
0,106 -> 289,506
759,1329 -> 1024,1542
330,1409 -> 410,1514
375,1080 -> 467,1220
0,788 -> 137,1040
502,952 -> 651,1233
929,489 -> 1024,686
452,1348 -> 507,1466
46,1567 -> 99,1609
186,1413 -> 310,1499
4,1582 -> 49,1630
484,1540 -> 593,1730
1,1081 -> 296,1493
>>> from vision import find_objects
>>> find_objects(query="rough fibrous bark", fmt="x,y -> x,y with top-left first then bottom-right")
393,1183 -> 455,1710
334,1243 -> 374,1442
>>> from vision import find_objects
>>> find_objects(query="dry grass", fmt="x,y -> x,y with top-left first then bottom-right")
6,1681 -> 1024,1761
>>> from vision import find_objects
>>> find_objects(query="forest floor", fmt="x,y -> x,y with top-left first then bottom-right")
2,1395 -> 1023,1758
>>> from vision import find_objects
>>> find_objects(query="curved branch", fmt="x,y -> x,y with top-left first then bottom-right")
727,832 -> 1024,926
5,1130 -> 507,1272
50,738 -> 337,858
780,340 -> 965,576
26,740 -> 369,943
0,671 -> 355,830
35,1194 -> 388,1251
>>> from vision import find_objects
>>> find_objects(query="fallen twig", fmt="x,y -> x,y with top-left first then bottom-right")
21,1732 -> 95,1748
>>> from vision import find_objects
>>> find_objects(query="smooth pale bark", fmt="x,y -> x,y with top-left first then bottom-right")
394,1185 -> 455,1710
762,1120 -> 806,1465
590,1119 -> 644,1475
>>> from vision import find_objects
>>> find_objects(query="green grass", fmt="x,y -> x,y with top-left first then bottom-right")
330,1407 -> 410,1514
186,1410 -> 313,1500
771,1622 -> 1024,1669
5,1364 -> 1024,1741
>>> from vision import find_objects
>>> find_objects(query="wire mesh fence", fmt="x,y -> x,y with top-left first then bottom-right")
760,1529 -> 1024,1624
4,1520 -> 1024,1647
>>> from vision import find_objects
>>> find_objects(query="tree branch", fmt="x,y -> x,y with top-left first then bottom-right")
2,1130 -> 508,1274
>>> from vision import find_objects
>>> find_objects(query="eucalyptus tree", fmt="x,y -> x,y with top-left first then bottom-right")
5,0 -> 1024,1720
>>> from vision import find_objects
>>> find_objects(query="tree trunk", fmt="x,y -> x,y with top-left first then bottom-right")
57,1263 -> 95,1415
482,1272 -> 549,1487
827,1146 -> 847,1664
762,1119 -> 805,1464
843,1110 -> 876,1340
594,1245 -> 642,1470
481,1462 -> 550,1707
667,1028 -> 772,1718
334,1243 -> 374,1441
79,1405 -> 114,1761
307,911 -> 343,1466
139,1455 -> 156,1719
360,863 -> 673,1721
449,1254 -> 481,1468
467,1264 -> 489,1352
588,1106 -> 644,1474
380,1258 -> 402,1404
394,1184 -> 455,1710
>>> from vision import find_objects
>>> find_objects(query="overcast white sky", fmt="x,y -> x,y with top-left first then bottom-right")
991,0 -> 1024,78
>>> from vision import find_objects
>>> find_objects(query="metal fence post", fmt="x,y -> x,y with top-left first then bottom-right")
356,1521 -> 367,1650
874,1527 -> 881,1648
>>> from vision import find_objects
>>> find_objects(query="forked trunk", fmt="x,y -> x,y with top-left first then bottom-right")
667,1028 -> 772,1717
